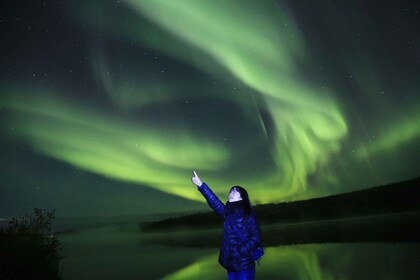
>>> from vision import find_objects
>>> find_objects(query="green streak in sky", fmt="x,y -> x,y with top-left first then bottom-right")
356,111 -> 420,159
122,0 -> 348,198
1,0 -> 350,203
0,86 -> 229,201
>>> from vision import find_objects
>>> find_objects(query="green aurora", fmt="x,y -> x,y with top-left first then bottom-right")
0,0 -> 419,216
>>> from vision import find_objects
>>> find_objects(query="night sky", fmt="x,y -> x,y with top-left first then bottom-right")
1,0 -> 419,217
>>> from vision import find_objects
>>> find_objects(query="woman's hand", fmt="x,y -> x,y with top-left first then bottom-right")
191,171 -> 203,187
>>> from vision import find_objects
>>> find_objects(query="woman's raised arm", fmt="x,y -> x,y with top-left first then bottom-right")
192,171 -> 225,218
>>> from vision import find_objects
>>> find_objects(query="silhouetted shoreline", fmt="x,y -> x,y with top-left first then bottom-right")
140,177 -> 420,246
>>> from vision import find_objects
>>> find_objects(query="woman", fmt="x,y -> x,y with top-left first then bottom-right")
191,171 -> 262,280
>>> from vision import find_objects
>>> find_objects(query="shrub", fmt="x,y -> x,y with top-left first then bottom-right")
0,208 -> 63,280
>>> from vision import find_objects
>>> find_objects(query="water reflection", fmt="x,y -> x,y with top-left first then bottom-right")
58,224 -> 420,280
161,244 -> 420,280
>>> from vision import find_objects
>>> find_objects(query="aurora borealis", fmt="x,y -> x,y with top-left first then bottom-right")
1,0 -> 419,217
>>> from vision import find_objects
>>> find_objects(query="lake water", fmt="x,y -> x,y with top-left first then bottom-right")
56,217 -> 420,280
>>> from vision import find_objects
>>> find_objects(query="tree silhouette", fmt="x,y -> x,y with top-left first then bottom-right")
0,208 -> 63,280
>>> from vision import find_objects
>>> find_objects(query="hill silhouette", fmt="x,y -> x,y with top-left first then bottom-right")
140,177 -> 420,241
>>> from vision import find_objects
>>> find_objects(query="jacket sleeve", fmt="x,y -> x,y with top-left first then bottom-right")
197,182 -> 225,218
241,213 -> 262,255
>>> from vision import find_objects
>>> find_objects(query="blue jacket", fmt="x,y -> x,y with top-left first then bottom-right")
198,182 -> 262,272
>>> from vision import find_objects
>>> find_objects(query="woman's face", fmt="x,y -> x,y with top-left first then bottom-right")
229,188 -> 242,202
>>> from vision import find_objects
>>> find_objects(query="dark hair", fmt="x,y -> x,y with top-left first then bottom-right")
230,185 -> 253,216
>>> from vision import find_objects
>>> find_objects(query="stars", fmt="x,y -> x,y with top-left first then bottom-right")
0,0 -> 418,219
368,135 -> 376,142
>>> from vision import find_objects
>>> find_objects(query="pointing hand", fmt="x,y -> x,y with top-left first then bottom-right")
192,171 -> 203,187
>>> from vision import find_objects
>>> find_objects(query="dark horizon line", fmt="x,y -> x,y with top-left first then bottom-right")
2,175 -> 419,220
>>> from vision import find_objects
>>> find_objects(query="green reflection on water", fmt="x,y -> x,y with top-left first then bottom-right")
58,226 -> 420,280
164,244 -> 420,280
